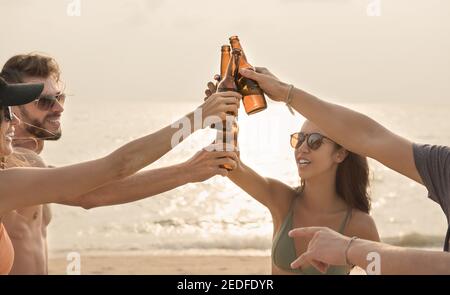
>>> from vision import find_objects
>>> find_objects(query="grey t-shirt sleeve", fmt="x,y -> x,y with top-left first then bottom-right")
413,143 -> 450,220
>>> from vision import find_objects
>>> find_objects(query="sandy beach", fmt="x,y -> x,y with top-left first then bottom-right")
48,253 -> 367,275
49,253 -> 272,275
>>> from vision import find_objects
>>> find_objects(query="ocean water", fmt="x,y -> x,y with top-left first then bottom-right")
41,98 -> 450,255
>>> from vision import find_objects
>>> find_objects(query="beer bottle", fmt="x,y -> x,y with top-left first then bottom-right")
216,49 -> 241,171
220,45 -> 231,82
217,48 -> 240,92
210,45 -> 232,129
229,36 -> 267,115
216,118 -> 239,171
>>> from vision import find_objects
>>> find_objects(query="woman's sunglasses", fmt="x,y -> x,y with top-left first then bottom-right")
290,132 -> 334,150
1,106 -> 13,122
35,93 -> 66,111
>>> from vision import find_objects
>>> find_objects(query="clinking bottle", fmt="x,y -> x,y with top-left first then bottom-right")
215,48 -> 241,171
229,35 -> 267,115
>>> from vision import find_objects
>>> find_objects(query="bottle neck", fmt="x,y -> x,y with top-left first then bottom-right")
220,51 -> 231,80
230,40 -> 251,68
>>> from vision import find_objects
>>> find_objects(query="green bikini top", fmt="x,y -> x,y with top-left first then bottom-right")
271,201 -> 352,275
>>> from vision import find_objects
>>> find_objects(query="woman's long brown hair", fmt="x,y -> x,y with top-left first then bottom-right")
297,145 -> 371,213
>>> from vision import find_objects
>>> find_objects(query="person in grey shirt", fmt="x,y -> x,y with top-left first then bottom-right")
222,67 -> 450,274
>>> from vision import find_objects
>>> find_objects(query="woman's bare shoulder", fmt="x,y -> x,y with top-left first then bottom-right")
266,178 -> 298,223
345,209 -> 380,242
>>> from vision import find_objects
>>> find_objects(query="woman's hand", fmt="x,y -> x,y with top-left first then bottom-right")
239,67 -> 291,103
203,75 -> 220,99
183,143 -> 239,183
199,91 -> 240,126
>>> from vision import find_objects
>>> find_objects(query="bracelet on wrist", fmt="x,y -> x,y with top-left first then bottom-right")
345,236 -> 359,267
285,84 -> 295,115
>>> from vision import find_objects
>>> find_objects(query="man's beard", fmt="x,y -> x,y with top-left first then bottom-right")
20,107 -> 62,141
24,119 -> 62,141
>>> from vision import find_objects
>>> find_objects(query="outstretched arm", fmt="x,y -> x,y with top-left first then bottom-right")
228,158 -> 296,219
0,93 -> 241,215
289,227 -> 450,275
239,68 -> 422,184
62,147 -> 238,209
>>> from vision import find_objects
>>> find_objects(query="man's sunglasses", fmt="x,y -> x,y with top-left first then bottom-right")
1,106 -> 14,122
35,93 -> 66,111
290,132 -> 334,150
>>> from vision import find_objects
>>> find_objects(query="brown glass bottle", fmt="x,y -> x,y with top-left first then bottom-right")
216,118 -> 239,170
217,48 -> 240,92
220,45 -> 231,82
229,36 -> 267,115
216,49 -> 241,171
210,46 -> 232,129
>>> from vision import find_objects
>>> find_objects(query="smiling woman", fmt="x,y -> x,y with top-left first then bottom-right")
0,78 -> 44,275
220,110 -> 380,274
0,107 -> 16,156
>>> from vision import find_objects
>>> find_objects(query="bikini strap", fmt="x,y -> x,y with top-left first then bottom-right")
338,208 -> 352,234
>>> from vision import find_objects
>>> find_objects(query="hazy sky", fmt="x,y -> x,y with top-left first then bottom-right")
1,0 -> 449,103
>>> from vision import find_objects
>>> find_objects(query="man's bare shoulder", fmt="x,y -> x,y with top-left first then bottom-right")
10,148 -> 47,168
